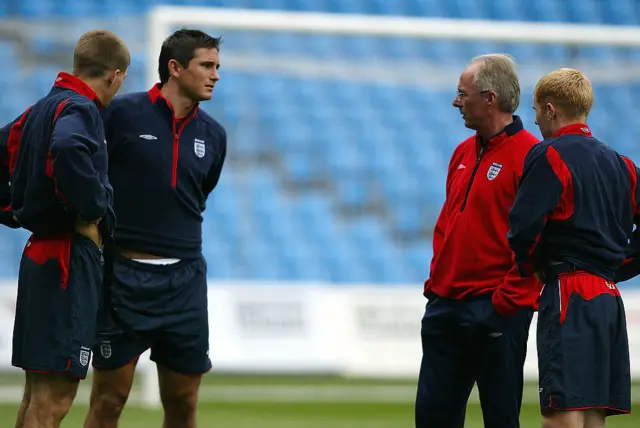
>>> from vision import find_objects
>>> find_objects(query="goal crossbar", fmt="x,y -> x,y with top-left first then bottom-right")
147,6 -> 640,86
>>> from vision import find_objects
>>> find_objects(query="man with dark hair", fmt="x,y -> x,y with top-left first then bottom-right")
0,29 -> 129,428
83,29 -> 226,428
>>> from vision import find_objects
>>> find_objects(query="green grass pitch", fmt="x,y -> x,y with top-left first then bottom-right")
0,374 -> 637,427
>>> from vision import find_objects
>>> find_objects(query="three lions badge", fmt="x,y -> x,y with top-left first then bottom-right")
487,162 -> 503,180
194,138 -> 206,158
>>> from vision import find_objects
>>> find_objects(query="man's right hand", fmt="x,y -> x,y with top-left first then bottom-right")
75,218 -> 102,248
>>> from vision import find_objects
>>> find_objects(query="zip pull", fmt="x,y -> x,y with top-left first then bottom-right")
460,147 -> 486,212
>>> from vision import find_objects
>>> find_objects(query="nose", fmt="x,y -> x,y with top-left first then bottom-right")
212,69 -> 220,82
452,96 -> 461,108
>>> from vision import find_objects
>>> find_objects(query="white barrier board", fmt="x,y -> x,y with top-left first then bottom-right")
0,280 -> 639,380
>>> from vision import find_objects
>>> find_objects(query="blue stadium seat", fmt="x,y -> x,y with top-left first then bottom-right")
1,0 -> 640,287
5,0 -> 640,26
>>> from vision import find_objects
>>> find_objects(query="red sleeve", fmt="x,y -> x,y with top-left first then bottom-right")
424,144 -> 465,290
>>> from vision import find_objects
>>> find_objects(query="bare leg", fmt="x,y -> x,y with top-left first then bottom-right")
158,364 -> 203,428
83,362 -> 137,428
22,372 -> 79,428
14,371 -> 32,428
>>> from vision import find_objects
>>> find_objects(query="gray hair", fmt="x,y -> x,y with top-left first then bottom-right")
469,53 -> 521,114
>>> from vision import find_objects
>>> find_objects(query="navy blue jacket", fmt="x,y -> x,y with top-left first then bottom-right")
507,124 -> 640,282
102,83 -> 226,259
0,72 -> 114,237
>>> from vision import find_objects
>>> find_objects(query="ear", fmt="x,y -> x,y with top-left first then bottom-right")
168,59 -> 182,79
106,69 -> 121,87
485,90 -> 497,106
545,102 -> 556,120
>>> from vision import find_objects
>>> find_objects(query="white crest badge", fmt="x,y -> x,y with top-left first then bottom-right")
100,340 -> 112,359
194,138 -> 206,158
487,162 -> 503,180
79,347 -> 91,367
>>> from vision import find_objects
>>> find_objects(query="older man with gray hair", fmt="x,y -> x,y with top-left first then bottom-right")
415,54 -> 540,428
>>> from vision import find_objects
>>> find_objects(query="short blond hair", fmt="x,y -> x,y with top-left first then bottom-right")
469,53 -> 520,114
73,30 -> 130,78
534,68 -> 593,120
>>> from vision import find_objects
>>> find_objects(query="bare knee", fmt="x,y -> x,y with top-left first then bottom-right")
25,373 -> 79,424
158,365 -> 202,427
542,410 -> 585,428
89,388 -> 129,421
161,389 -> 198,420
85,365 -> 135,427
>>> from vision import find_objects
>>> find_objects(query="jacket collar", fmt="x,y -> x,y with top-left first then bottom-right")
147,83 -> 199,120
552,123 -> 592,138
476,115 -> 524,149
54,72 -> 102,107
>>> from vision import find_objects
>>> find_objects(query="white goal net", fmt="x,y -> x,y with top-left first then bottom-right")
136,5 -> 640,408
147,6 -> 640,229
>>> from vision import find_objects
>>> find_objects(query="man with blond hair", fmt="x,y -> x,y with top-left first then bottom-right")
415,53 -> 540,428
508,68 -> 634,427
0,30 -> 130,428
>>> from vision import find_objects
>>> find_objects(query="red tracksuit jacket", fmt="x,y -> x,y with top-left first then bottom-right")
424,116 -> 541,316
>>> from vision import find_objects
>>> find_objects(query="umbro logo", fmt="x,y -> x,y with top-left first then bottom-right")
457,164 -> 466,169
139,134 -> 157,140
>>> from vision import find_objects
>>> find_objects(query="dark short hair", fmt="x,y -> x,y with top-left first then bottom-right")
73,30 -> 130,78
158,29 -> 222,84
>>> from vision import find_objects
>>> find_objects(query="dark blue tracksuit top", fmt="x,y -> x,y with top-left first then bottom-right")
507,124 -> 640,282
0,72 -> 114,237
102,83 -> 227,259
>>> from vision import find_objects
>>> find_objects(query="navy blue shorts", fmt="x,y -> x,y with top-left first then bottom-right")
415,293 -> 533,428
12,233 -> 104,379
537,269 -> 631,416
92,254 -> 211,375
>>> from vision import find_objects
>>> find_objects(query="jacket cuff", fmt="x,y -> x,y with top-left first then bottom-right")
492,290 -> 520,317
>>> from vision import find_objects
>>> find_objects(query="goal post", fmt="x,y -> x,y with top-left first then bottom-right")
138,6 -> 640,410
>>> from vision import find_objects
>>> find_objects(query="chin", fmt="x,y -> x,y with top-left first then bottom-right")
199,90 -> 214,101
463,119 -> 477,130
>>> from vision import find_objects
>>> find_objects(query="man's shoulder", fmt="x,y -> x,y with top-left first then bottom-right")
514,128 -> 540,145
101,91 -> 150,126
453,134 -> 476,153
543,134 -> 592,154
107,91 -> 149,110
47,90 -> 98,114
504,128 -> 540,162
196,109 -> 226,142
45,92 -> 102,126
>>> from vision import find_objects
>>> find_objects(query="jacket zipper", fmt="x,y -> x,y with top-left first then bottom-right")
170,113 -> 195,188
459,146 -> 485,212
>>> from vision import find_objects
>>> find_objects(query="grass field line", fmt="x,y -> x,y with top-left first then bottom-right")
0,384 -> 638,406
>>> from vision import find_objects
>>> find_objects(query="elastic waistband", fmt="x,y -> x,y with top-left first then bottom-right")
540,262 -> 582,283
